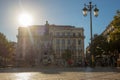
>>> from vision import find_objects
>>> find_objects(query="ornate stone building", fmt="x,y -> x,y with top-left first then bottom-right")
16,21 -> 85,66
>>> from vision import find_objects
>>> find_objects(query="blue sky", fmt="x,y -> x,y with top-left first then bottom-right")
0,0 -> 120,48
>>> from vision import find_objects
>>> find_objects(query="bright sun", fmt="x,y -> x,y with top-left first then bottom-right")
18,12 -> 33,27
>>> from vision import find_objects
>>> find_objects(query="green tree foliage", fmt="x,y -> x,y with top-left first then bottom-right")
109,10 -> 120,53
110,10 -> 120,41
0,32 -> 15,66
111,10 -> 120,28
62,49 -> 72,61
92,35 -> 109,57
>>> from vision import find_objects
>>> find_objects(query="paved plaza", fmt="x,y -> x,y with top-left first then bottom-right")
0,67 -> 120,80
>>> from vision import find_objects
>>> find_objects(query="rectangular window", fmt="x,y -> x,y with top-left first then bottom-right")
68,39 -> 70,44
56,39 -> 60,45
73,39 -> 76,44
62,45 -> 65,49
62,39 -> 65,44
62,32 -> 65,36
67,32 -> 70,36
56,32 -> 60,36
78,32 -> 81,37
73,33 -> 76,37
78,39 -> 81,45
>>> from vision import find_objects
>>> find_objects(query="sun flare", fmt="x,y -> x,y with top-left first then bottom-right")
18,12 -> 33,27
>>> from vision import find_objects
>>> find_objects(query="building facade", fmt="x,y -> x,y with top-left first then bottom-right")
16,21 -> 85,66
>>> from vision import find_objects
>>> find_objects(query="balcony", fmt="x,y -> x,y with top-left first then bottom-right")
54,34 -> 84,38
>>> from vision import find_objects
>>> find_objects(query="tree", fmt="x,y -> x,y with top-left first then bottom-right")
62,49 -> 72,61
62,49 -> 73,66
0,32 -> 14,66
109,10 -> 120,53
92,34 -> 109,57
111,10 -> 120,28
110,10 -> 120,40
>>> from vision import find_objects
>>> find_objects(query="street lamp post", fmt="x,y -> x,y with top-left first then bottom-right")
82,2 -> 99,67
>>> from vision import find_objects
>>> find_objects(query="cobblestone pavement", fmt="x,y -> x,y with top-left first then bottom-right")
0,67 -> 120,80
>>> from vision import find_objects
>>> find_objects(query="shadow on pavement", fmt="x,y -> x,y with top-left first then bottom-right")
0,67 -> 120,74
